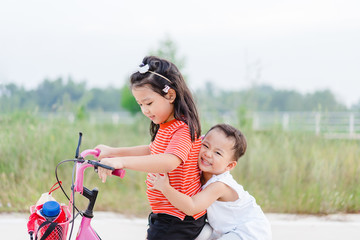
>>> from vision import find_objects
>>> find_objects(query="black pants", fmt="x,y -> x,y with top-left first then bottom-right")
147,212 -> 206,240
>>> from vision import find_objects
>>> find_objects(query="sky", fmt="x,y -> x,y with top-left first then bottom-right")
0,0 -> 359,107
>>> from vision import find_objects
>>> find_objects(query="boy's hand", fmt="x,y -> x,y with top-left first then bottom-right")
148,173 -> 170,192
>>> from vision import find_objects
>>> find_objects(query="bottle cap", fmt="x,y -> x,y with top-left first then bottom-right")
41,201 -> 60,217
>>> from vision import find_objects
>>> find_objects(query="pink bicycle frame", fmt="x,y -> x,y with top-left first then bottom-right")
72,149 -> 125,240
76,217 -> 99,240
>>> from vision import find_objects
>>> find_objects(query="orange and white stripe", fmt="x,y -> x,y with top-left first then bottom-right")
147,119 -> 206,220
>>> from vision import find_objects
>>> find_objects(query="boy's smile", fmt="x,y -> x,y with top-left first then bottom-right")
198,128 -> 237,175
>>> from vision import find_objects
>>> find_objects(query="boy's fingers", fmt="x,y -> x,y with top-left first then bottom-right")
149,173 -> 160,180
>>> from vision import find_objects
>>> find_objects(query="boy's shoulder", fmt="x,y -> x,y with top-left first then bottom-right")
204,172 -> 239,188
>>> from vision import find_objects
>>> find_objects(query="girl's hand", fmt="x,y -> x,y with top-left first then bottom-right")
98,158 -> 116,183
94,144 -> 113,160
97,157 -> 125,183
148,173 -> 170,192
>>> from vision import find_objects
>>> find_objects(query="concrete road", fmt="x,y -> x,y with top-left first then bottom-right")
2,212 -> 360,239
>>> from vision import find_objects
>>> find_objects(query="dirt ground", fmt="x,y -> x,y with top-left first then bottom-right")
2,212 -> 360,240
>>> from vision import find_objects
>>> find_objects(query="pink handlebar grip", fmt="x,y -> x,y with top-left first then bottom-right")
112,169 -> 126,178
80,148 -> 100,158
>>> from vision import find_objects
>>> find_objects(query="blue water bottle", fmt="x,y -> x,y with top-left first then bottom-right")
41,201 -> 60,222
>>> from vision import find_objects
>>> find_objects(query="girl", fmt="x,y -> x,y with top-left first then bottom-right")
95,56 -> 206,240
149,124 -> 272,240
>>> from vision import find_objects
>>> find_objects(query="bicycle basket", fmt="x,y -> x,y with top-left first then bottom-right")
30,205 -> 71,240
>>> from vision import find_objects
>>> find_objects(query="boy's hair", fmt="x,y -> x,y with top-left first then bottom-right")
130,56 -> 201,142
207,124 -> 247,161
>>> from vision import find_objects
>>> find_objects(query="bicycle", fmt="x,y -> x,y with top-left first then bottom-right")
33,132 -> 125,240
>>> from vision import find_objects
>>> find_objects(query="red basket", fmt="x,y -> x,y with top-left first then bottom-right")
30,205 -> 71,240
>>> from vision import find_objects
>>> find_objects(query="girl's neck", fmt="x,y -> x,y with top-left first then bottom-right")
159,118 -> 177,129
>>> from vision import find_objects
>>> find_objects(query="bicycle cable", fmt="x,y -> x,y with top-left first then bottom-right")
55,159 -> 83,240
67,161 -> 76,240
55,159 -> 82,215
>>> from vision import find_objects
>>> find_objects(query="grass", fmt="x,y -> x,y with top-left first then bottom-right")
232,129 -> 360,214
0,111 -> 359,216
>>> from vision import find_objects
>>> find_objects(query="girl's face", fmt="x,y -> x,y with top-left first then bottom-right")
132,84 -> 175,124
198,128 -> 237,175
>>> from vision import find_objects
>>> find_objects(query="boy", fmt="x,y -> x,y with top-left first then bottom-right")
149,124 -> 272,240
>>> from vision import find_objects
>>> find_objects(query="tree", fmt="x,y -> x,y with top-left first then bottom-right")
88,87 -> 122,111
120,84 -> 139,115
0,83 -> 36,112
350,100 -> 360,111
304,90 -> 346,111
34,77 -> 87,111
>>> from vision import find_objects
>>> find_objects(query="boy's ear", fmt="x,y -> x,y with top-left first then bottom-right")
226,161 -> 237,171
167,89 -> 176,103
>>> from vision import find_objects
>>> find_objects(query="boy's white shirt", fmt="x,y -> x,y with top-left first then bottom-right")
202,171 -> 272,240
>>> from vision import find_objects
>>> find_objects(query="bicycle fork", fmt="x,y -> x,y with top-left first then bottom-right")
75,187 -> 101,240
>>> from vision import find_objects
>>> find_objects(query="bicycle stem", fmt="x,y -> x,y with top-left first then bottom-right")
81,186 -> 98,218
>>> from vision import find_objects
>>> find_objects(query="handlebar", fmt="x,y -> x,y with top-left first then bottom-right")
74,149 -> 126,194
80,148 -> 101,159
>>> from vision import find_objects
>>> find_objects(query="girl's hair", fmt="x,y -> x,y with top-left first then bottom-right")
130,56 -> 201,142
206,124 -> 247,161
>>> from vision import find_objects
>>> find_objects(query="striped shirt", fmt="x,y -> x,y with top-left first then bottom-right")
147,119 -> 206,220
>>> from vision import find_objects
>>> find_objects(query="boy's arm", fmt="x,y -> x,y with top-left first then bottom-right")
149,174 -> 225,216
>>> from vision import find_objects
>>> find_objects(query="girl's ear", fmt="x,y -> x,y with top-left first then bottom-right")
167,88 -> 176,103
226,161 -> 237,171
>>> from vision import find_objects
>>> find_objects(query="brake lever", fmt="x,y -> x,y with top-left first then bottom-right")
82,157 -> 125,178
87,160 -> 115,171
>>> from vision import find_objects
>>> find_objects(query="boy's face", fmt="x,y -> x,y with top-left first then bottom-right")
198,128 -> 237,175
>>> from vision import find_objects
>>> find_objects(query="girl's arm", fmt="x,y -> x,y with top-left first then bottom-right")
95,144 -> 151,159
98,154 -> 182,182
148,174 -> 226,216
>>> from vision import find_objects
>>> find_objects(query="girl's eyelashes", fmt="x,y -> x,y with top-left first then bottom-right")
216,151 -> 222,156
137,102 -> 152,106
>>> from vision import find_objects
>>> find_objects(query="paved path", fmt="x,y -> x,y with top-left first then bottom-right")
2,212 -> 360,239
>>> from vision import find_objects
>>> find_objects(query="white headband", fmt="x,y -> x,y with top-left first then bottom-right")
138,64 -> 172,84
